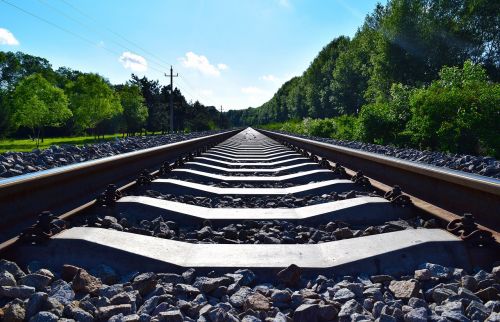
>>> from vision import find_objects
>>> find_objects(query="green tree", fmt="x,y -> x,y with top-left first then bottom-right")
408,61 -> 500,155
11,74 -> 71,147
66,73 -> 122,137
357,102 -> 396,144
117,84 -> 148,135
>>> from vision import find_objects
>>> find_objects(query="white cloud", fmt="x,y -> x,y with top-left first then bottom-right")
180,52 -> 225,77
217,63 -> 228,70
119,52 -> 148,72
0,28 -> 19,46
260,74 -> 279,82
241,86 -> 266,94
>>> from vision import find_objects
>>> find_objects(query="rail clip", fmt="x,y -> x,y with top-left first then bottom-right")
447,213 -> 494,246
384,185 -> 412,207
19,211 -> 67,243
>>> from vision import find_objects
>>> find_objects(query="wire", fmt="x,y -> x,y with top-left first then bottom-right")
57,0 -> 172,69
37,0 -> 171,72
179,74 -> 218,107
0,0 -> 216,106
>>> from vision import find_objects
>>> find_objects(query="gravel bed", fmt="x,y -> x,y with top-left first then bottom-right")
83,215 -> 431,245
0,258 -> 498,321
274,131 -> 500,179
142,190 -> 376,208
0,131 -> 223,179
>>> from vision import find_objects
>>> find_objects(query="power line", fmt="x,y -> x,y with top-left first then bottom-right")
0,0 -> 216,107
0,0 -> 120,56
57,0 -> 172,69
179,74 -> 217,106
38,0 -> 171,72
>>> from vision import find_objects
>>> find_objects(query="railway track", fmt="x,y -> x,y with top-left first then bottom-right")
0,127 -> 499,321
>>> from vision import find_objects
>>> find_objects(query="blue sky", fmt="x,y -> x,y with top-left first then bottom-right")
0,0 -> 379,110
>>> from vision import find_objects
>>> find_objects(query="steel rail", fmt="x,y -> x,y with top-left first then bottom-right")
259,129 -> 500,232
0,130 -> 241,243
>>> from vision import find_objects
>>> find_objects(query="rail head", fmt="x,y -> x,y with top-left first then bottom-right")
259,129 -> 500,232
259,129 -> 500,195
0,129 -> 242,243
0,130 -> 240,189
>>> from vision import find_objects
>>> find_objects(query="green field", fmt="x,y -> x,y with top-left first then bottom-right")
0,134 -> 123,153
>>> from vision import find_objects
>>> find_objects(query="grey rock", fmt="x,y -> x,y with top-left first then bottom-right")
242,315 -> 262,322
229,286 -> 252,308
132,272 -> 157,295
485,300 -> 500,312
91,264 -> 119,284
193,276 -> 232,293
234,269 -> 256,286
29,311 -> 58,322
432,287 -> 457,304
423,263 -> 451,279
435,301 -> 463,315
458,287 -> 482,304
274,312 -> 289,322
277,264 -> 301,287
293,303 -> 320,322
175,283 -> 200,296
26,292 -> 49,319
466,300 -> 490,321
364,287 -> 383,302
100,284 -> 125,298
373,301 -> 385,319
0,259 -> 26,279
68,307 -> 94,322
157,273 -> 184,284
476,286 -> 500,302
271,289 -> 291,303
338,299 -> 363,322
414,269 -> 431,281
363,298 -> 374,311
0,271 -> 17,287
408,297 -> 427,309
244,292 -> 271,311
97,304 -> 132,320
3,299 -> 26,322
461,276 -> 478,292
182,268 -> 196,284
377,314 -> 397,322
486,312 -> 500,322
19,274 -> 52,291
389,280 -> 420,300
441,310 -> 471,322
404,307 -> 427,322
48,280 -> 74,305
333,288 -> 356,302
0,285 -> 35,298
318,304 -> 338,321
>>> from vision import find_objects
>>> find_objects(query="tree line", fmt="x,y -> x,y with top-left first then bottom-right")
0,51 -> 228,146
228,0 -> 499,156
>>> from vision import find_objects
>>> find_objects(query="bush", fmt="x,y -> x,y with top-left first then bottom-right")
407,61 -> 500,156
357,102 -> 396,144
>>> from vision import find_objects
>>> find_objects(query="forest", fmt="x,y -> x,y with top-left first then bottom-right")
227,0 -> 499,157
0,51 -> 227,146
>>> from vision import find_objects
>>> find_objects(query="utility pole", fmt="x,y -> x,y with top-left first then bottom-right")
165,66 -> 178,132
220,105 -> 223,129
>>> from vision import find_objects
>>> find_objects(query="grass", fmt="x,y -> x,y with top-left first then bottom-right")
0,134 -> 124,153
